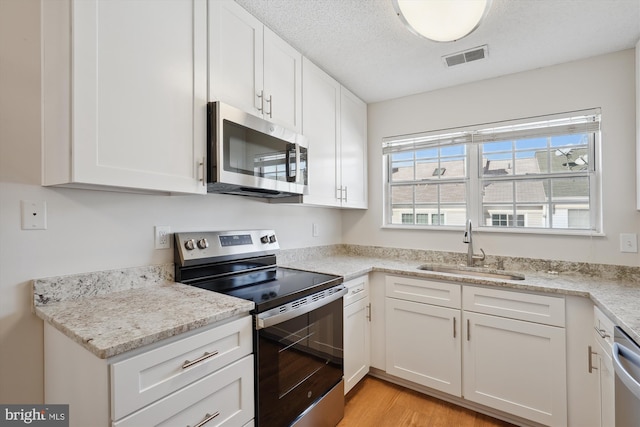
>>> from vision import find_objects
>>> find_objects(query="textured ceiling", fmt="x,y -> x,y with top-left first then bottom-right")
235,0 -> 640,103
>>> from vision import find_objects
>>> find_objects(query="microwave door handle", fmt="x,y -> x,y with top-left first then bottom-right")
285,143 -> 296,183
295,143 -> 301,184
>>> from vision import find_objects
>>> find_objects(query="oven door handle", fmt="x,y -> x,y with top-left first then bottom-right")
255,285 -> 347,330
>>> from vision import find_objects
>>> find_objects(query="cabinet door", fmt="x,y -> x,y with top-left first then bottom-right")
302,58 -> 341,207
598,350 -> 615,427
209,0 -> 263,117
71,0 -> 207,193
263,27 -> 302,133
386,298 -> 461,396
369,273 -> 386,370
340,87 -> 368,209
344,295 -> 371,394
463,311 -> 567,426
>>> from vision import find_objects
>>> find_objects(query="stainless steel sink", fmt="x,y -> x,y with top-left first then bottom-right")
417,264 -> 525,280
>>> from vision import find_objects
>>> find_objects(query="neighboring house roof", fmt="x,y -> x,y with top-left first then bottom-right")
390,148 -> 589,205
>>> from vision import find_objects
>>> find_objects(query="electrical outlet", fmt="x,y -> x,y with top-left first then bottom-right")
312,223 -> 319,237
155,226 -> 171,249
619,233 -> 638,253
21,200 -> 47,230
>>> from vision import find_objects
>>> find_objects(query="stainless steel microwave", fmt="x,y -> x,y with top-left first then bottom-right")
206,102 -> 308,199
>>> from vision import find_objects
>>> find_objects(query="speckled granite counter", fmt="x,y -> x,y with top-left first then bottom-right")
33,245 -> 640,360
279,245 -> 640,345
33,263 -> 254,359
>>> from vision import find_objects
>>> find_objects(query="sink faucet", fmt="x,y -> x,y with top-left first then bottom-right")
463,219 -> 485,267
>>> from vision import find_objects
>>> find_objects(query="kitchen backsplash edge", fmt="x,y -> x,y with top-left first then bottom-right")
33,244 -> 640,308
279,244 -> 640,283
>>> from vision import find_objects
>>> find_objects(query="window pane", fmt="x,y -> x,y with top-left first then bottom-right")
390,152 -> 414,182
391,185 -> 413,204
550,146 -> 589,173
439,205 -> 466,226
482,141 -> 512,153
415,183 -> 438,204
482,181 -> 514,203
513,151 -> 544,175
482,158 -> 514,176
515,137 -> 547,150
515,180 -> 547,203
415,159 -> 440,180
550,176 -> 590,199
440,183 -> 466,204
568,209 -> 590,229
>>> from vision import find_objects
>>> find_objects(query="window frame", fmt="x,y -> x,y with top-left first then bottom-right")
382,109 -> 602,235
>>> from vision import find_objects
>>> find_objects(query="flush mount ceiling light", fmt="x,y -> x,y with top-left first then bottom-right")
392,0 -> 492,42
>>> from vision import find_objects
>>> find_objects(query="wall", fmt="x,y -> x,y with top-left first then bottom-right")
344,49 -> 640,267
0,0 -> 342,404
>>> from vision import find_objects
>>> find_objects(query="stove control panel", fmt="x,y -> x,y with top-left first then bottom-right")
174,230 -> 280,266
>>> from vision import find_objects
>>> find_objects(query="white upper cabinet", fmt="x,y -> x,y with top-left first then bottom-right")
302,58 -> 368,209
340,87 -> 368,209
302,58 -> 341,207
42,0 -> 207,194
209,0 -> 302,133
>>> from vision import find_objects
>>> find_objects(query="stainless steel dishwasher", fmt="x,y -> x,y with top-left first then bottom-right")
613,327 -> 640,427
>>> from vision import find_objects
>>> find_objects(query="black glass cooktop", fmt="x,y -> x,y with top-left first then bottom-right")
187,266 -> 342,313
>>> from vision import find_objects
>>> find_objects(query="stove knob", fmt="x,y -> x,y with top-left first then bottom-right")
197,238 -> 209,249
269,235 -> 277,243
260,235 -> 269,244
184,239 -> 196,250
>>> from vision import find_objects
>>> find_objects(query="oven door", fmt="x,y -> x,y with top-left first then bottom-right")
255,288 -> 346,427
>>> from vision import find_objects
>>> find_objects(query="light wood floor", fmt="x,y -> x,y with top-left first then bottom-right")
337,376 -> 517,427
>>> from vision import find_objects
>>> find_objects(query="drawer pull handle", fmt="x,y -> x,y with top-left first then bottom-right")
189,411 -> 220,427
594,326 -> 610,339
351,288 -> 364,294
182,351 -> 218,369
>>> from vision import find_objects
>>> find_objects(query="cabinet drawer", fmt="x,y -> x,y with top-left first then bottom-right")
593,306 -> 615,350
113,355 -> 254,427
344,276 -> 369,306
111,316 -> 252,420
385,275 -> 461,309
463,286 -> 565,327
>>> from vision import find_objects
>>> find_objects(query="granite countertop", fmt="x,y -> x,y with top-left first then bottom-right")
33,245 -> 640,360
33,264 -> 254,359
278,251 -> 640,345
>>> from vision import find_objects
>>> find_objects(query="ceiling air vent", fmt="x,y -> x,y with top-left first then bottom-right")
443,45 -> 488,68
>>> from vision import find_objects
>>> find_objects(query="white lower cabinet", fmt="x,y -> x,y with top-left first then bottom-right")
343,276 -> 371,394
44,316 -> 254,427
383,275 -> 568,426
114,355 -> 253,427
593,306 -> 616,427
386,298 -> 461,396
463,311 -> 567,426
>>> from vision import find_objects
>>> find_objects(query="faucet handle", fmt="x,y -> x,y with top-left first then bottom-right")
473,248 -> 486,262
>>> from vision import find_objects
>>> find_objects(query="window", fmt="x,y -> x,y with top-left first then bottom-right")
383,109 -> 601,233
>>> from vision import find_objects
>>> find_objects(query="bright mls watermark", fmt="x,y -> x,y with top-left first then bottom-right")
0,405 -> 68,426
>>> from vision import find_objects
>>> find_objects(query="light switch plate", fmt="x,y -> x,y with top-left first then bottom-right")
21,200 -> 47,230
619,233 -> 638,253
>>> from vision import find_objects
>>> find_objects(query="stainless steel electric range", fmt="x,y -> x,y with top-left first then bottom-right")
174,230 -> 345,427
